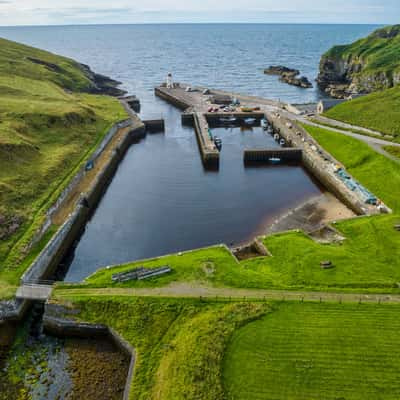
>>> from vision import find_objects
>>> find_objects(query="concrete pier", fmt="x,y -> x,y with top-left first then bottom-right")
193,112 -> 220,166
155,85 -> 269,167
144,119 -> 165,133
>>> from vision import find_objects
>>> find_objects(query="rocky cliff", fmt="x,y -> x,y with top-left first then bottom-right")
317,25 -> 400,98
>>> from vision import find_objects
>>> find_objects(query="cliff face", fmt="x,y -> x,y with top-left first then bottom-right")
317,25 -> 400,98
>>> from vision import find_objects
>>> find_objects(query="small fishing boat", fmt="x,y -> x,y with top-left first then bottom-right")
279,138 -> 286,147
273,133 -> 280,141
267,126 -> 273,134
261,118 -> 268,130
269,157 -> 281,164
244,117 -> 256,125
220,116 -> 237,124
214,136 -> 222,151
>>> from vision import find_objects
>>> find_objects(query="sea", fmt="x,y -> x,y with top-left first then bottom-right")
0,24 -> 378,281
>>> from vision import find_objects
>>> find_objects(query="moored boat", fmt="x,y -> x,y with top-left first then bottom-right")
220,116 -> 237,124
261,118 -> 268,129
244,117 -> 257,125
269,157 -> 281,164
214,136 -> 222,150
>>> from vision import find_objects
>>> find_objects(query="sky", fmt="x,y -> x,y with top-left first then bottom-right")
0,0 -> 398,26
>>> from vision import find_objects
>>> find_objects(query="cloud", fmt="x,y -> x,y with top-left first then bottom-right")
0,0 -> 399,25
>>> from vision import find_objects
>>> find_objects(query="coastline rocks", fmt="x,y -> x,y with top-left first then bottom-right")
264,65 -> 300,76
264,65 -> 313,89
79,63 -> 127,96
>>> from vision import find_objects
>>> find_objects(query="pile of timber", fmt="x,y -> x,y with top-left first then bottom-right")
112,266 -> 171,283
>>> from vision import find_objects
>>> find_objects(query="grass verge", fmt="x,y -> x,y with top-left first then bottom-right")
224,302 -> 400,400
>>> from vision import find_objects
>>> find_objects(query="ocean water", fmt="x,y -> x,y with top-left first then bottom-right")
0,24 -> 379,281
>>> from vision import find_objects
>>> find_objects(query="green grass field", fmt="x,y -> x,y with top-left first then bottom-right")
0,38 -> 126,292
324,85 -> 400,140
224,302 -> 400,400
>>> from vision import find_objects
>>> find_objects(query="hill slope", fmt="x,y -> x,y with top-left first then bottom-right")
0,38 -> 127,289
323,85 -> 400,140
317,25 -> 400,98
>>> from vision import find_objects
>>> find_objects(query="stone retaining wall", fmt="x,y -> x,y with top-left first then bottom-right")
29,119 -> 132,250
21,121 -> 145,284
266,111 -> 382,216
1,119 -> 145,322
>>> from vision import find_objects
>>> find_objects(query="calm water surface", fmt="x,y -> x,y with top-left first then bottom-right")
0,24 -> 379,281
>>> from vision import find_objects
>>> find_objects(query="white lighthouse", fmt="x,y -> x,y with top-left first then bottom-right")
166,73 -> 173,89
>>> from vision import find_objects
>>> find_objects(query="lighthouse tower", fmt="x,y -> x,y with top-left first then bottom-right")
166,73 -> 173,89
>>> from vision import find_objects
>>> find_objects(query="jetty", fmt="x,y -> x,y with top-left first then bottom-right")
155,83 -> 276,167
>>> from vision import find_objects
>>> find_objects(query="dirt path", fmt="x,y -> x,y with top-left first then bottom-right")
54,282 -> 400,304
312,115 -> 386,137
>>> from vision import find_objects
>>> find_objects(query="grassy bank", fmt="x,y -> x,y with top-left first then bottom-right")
384,145 -> 400,159
47,295 -> 400,399
0,38 -> 127,293
74,124 -> 400,293
324,85 -> 400,141
50,296 -> 269,400
224,302 -> 400,400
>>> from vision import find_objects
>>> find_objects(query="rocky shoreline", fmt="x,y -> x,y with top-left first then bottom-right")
264,65 -> 313,89
317,25 -> 400,98
79,63 -> 127,97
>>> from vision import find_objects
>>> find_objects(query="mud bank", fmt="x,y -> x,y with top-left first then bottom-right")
266,191 -> 355,234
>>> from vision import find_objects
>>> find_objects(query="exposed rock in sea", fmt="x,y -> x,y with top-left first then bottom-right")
264,65 -> 313,89
317,24 -> 400,98
264,65 -> 300,76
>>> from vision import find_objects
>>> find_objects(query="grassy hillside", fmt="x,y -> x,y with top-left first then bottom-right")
0,38 -> 127,291
224,302 -> 400,400
326,25 -> 400,76
318,25 -> 400,96
324,85 -> 400,140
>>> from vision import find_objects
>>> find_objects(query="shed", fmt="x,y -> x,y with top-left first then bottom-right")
210,94 -> 232,105
317,99 -> 346,114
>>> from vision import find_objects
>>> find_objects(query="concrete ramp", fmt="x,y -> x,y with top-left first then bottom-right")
16,283 -> 54,301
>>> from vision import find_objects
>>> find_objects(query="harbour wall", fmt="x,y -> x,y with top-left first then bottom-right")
155,87 -> 191,110
244,148 -> 303,163
266,112 -> 373,215
193,112 -> 220,167
21,121 -> 146,284
30,119 -> 133,250
1,118 -> 145,323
